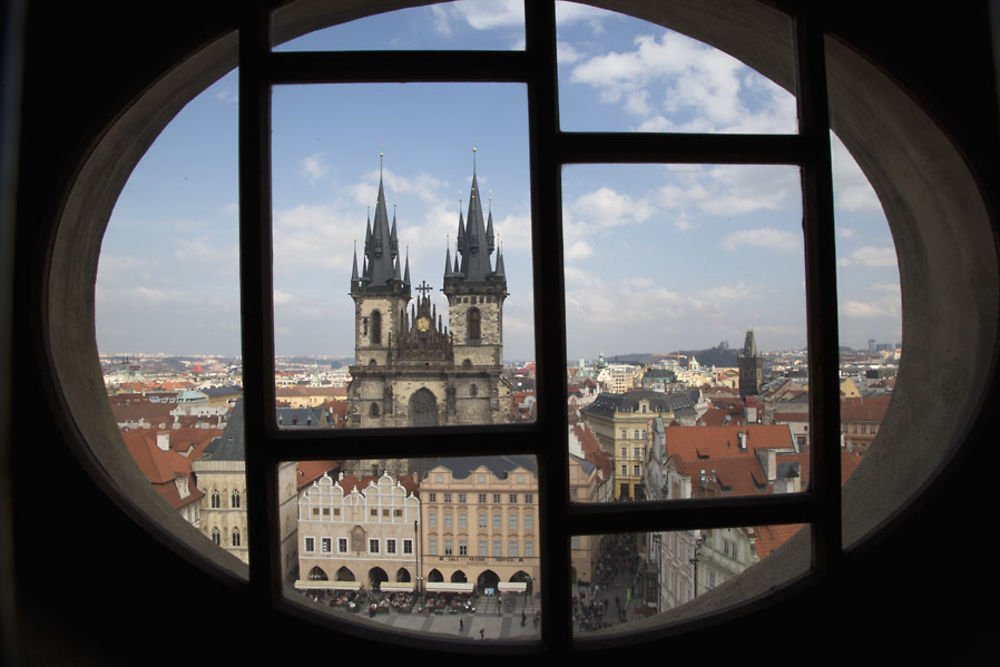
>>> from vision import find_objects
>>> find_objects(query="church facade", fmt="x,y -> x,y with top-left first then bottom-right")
346,161 -> 513,430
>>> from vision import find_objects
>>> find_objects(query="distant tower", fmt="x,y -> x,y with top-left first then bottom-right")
738,329 -> 763,399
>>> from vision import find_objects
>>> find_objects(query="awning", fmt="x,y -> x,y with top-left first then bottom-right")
424,582 -> 475,593
498,581 -> 528,592
378,582 -> 416,592
294,580 -> 361,591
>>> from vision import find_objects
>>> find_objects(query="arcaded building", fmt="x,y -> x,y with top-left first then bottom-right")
420,456 -> 539,595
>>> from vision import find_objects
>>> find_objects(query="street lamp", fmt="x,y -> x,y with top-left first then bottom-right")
689,534 -> 705,600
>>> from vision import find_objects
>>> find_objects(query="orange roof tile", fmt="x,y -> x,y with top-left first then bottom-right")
297,461 -> 340,490
752,523 -> 806,560
673,457 -> 771,498
664,424 -> 795,460
840,395 -> 891,422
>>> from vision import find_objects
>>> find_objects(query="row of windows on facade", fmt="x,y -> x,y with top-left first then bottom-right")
303,506 -> 409,520
428,538 -> 535,558
210,526 -> 242,547
304,536 -> 414,555
844,423 -> 878,434
427,511 -> 534,530
209,489 -> 242,509
426,492 -> 533,504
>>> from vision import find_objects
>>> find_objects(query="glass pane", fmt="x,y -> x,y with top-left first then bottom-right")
556,1 -> 797,134
572,526 -> 807,635
274,0 -> 525,52
285,456 -> 541,641
97,70 -> 247,566
563,164 -> 809,502
831,131 -> 899,478
271,83 -> 534,429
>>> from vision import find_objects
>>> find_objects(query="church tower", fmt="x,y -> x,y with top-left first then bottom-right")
346,153 -> 512,434
350,168 -> 411,370
443,150 -> 508,372
738,329 -> 763,399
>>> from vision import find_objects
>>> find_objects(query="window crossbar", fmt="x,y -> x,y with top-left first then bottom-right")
236,0 -> 843,649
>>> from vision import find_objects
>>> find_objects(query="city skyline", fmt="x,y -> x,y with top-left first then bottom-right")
96,1 -> 901,361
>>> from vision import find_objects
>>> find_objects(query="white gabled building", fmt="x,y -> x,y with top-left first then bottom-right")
296,471 -> 421,593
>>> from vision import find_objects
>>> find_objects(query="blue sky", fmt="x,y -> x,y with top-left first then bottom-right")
96,0 -> 901,363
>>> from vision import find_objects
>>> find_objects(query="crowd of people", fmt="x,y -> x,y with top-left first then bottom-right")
300,588 -> 487,616
574,533 -> 641,632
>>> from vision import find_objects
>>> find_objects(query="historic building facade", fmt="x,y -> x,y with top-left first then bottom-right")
419,456 -> 539,595
295,471 -> 421,592
346,161 -> 512,431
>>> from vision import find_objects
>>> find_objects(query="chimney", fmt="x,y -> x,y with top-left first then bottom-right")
156,432 -> 170,451
737,432 -> 746,451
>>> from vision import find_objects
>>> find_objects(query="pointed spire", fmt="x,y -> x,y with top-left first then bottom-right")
403,247 -> 411,286
390,203 -> 399,257
486,200 -> 495,254
351,240 -> 359,283
355,154 -> 408,295
494,243 -> 506,278
459,152 -> 492,281
444,235 -> 453,279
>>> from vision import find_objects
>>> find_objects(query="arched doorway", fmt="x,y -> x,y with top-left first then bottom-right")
427,569 -> 444,583
511,570 -> 532,595
369,567 -> 388,590
477,569 -> 499,593
396,568 -> 411,583
408,387 -> 438,427
308,566 -> 328,581
451,570 -> 468,583
335,566 -> 355,582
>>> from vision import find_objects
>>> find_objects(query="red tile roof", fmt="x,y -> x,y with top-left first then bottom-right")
571,423 -> 612,479
663,424 -> 796,460
297,461 -> 340,489
697,407 -> 745,427
121,431 -> 204,509
752,523 -> 806,560
673,456 -> 771,498
840,395 -> 891,422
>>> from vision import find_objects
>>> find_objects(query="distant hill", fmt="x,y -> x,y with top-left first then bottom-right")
608,343 -> 739,369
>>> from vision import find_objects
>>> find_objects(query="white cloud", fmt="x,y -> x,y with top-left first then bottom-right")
430,0 -> 524,34
719,227 -> 801,253
172,237 -> 238,267
564,186 -> 652,236
653,165 -> 797,218
570,30 -> 796,134
300,154 -> 329,186
565,240 -> 594,262
557,41 -> 584,64
838,245 -> 897,267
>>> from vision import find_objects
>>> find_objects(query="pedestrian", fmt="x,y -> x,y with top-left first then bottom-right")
479,628 -> 485,640
521,610 -> 526,627
460,618 -> 464,632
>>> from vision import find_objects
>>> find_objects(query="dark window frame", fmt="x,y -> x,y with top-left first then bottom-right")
237,0 -> 841,652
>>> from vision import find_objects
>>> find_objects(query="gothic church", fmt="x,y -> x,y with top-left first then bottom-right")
347,158 -> 513,428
